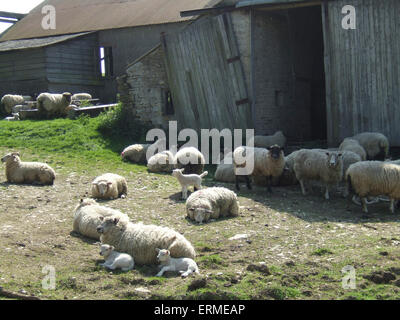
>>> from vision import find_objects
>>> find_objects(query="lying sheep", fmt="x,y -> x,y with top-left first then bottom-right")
155,248 -> 199,278
251,131 -> 287,149
293,149 -> 343,200
72,93 -> 92,101
97,216 -> 196,265
172,168 -> 208,200
99,244 -> 134,271
121,144 -> 151,164
186,187 -> 239,224
346,161 -> 400,213
73,198 -> 130,240
4,113 -> 20,121
1,94 -> 25,114
351,132 -> 389,160
214,152 -> 236,183
1,152 -> 55,185
174,147 -> 205,175
147,151 -> 175,173
339,138 -> 367,161
91,173 -> 128,200
233,145 -> 285,192
37,92 -> 72,117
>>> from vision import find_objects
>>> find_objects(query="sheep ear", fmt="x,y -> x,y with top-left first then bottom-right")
107,182 -> 113,186
99,216 -> 104,221
113,217 -> 119,225
325,152 -> 330,156
156,248 -> 161,253
92,182 -> 98,186
338,152 -> 343,157
110,246 -> 115,251
80,198 -> 83,203
166,250 -> 170,255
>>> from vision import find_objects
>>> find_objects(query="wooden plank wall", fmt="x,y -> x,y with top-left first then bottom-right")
323,0 -> 400,146
162,13 -> 252,132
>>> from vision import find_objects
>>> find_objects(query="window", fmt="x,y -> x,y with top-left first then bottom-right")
164,90 -> 175,115
99,46 -> 113,78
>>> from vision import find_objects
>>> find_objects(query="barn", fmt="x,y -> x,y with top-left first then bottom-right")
0,0 -> 219,103
120,0 -> 400,147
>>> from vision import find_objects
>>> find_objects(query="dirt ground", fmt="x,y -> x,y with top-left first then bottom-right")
1,161 -> 400,300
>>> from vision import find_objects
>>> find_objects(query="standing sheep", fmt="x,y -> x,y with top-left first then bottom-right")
346,161 -> 400,213
233,145 -> 285,192
351,132 -> 389,160
185,187 -> 239,224
1,95 -> 25,114
174,147 -> 206,175
293,149 -> 343,200
96,217 -> 196,265
37,92 -> 72,117
91,173 -> 127,200
1,152 -> 55,185
251,131 -> 287,149
73,198 -> 130,240
339,138 -> 367,161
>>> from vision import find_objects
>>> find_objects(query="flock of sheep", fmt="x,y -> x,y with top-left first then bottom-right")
0,129 -> 398,278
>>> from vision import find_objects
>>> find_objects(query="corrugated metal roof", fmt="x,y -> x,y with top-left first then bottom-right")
1,0 -> 223,42
0,32 -> 92,52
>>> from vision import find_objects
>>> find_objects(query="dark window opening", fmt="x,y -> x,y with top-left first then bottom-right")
99,46 -> 114,78
165,90 -> 175,115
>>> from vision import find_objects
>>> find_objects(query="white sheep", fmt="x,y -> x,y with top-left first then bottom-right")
346,161 -> 400,213
186,187 -> 239,224
214,152 -> 236,183
121,144 -> 151,164
73,198 -> 130,240
1,94 -> 25,114
233,145 -> 285,192
293,149 -> 343,200
251,131 -> 287,149
351,132 -> 389,160
37,92 -> 72,117
174,147 -> 205,175
72,93 -> 92,101
4,113 -> 20,121
172,168 -> 208,200
155,248 -> 199,278
339,138 -> 367,161
1,152 -> 55,185
91,173 -> 128,200
96,216 -> 196,265
147,150 -> 175,173
99,244 -> 134,271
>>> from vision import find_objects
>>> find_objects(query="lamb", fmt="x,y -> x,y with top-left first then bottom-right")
346,161 -> 400,213
1,94 -> 25,114
99,244 -> 134,271
339,138 -> 367,161
147,150 -> 175,173
91,173 -> 128,200
72,93 -> 92,101
172,168 -> 208,200
121,144 -> 151,164
155,248 -> 199,278
251,130 -> 287,149
351,132 -> 389,160
1,152 -> 55,185
4,113 -> 20,121
37,92 -> 72,117
293,149 -> 343,200
73,198 -> 130,240
233,145 -> 285,192
174,147 -> 205,175
96,216 -> 196,265
185,187 -> 239,224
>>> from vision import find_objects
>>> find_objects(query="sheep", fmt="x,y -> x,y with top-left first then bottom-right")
250,130 -> 287,149
185,187 -> 239,224
73,198 -> 130,240
1,152 -> 55,185
155,248 -> 199,278
72,93 -> 92,101
91,173 -> 128,200
1,94 -> 25,114
12,104 -> 32,114
233,145 -> 285,192
214,152 -> 236,183
339,138 -> 367,161
147,150 -> 175,173
121,144 -> 151,164
174,147 -> 205,175
37,92 -> 72,117
4,113 -> 20,121
172,168 -> 208,200
293,149 -> 343,200
96,216 -> 196,265
99,244 -> 134,271
351,132 -> 389,160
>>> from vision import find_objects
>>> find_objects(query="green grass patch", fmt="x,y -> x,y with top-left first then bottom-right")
312,248 -> 334,256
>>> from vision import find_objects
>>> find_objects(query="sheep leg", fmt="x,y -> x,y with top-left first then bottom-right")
266,176 -> 272,193
389,198 -> 395,214
156,266 -> 173,277
299,180 -> 307,195
181,186 -> 188,200
235,175 -> 240,191
324,186 -> 330,200
245,176 -> 252,190
180,269 -> 193,278
361,197 -> 368,213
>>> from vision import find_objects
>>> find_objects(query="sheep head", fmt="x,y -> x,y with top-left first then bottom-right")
96,216 -> 120,234
1,152 -> 20,164
188,207 -> 212,224
62,92 -> 72,104
100,244 -> 115,258
93,180 -> 112,196
267,145 -> 284,160
156,249 -> 171,262
326,152 -> 343,169
172,168 -> 184,178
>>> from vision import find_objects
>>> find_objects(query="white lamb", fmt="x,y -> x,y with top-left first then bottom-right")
339,138 -> 367,161
293,149 -> 343,200
174,147 -> 205,175
99,244 -> 134,271
186,187 -> 239,224
147,150 -> 175,173
1,152 -> 55,185
97,216 -> 196,265
351,132 -> 389,160
1,94 -> 25,114
91,173 -> 128,200
251,130 -> 287,149
155,248 -> 199,278
37,92 -> 72,117
172,168 -> 208,200
73,198 -> 130,240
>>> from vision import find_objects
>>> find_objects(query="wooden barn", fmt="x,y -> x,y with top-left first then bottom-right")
0,0 -> 219,103
120,0 -> 400,146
